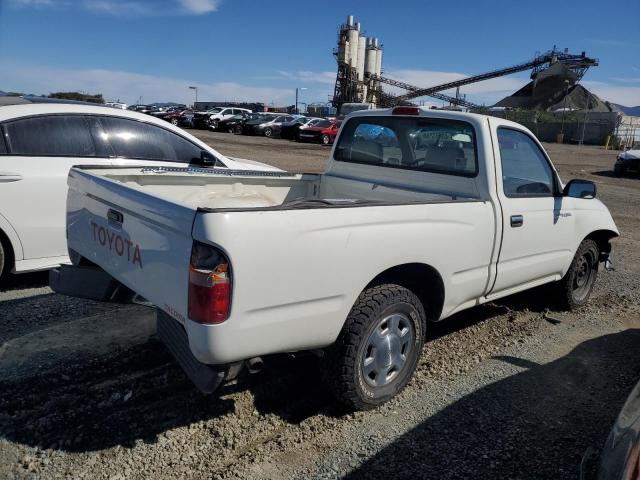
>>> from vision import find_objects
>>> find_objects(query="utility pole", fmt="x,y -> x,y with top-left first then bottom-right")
560,79 -> 570,135
580,98 -> 592,146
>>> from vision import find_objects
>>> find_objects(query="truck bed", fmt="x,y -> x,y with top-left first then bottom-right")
91,166 -> 474,211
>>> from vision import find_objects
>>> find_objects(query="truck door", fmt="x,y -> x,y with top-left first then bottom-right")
488,125 -> 576,296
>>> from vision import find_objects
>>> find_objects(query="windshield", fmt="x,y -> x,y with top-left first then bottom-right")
335,116 -> 477,177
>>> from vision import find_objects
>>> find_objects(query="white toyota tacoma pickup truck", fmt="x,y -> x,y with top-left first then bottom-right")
53,107 -> 618,410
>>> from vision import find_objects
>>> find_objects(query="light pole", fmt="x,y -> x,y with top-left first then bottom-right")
189,86 -> 198,108
560,79 -> 570,135
295,87 -> 307,114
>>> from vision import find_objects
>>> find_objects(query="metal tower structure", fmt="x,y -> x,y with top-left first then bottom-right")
331,18 -> 598,111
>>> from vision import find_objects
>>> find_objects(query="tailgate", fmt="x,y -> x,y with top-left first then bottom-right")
66,167 -> 196,323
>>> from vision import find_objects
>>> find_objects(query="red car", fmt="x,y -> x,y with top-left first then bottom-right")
297,119 -> 342,145
162,109 -> 194,128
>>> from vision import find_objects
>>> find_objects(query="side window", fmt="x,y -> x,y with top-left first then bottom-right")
498,128 -> 555,197
4,115 -> 96,156
97,117 -> 206,164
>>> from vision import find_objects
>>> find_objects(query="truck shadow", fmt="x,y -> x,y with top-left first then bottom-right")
0,288 -> 587,454
343,328 -> 640,480
0,334 -> 329,452
592,170 -> 639,180
0,271 -> 49,291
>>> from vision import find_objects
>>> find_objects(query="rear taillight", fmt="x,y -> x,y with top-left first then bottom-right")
188,242 -> 231,324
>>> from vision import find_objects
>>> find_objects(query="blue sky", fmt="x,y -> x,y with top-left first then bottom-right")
1,0 -> 639,107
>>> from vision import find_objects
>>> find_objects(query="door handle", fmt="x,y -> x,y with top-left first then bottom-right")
510,215 -> 524,227
0,173 -> 23,182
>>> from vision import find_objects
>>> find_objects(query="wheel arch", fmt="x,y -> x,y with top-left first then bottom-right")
0,214 -> 23,271
0,227 -> 16,273
366,262 -> 445,322
584,229 -> 618,259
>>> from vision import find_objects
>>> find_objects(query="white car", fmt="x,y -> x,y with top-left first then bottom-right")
614,141 -> 640,177
0,103 -> 277,280
58,107 -> 618,409
105,102 -> 128,110
193,107 -> 252,130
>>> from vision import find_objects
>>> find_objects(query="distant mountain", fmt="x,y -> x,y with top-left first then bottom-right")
612,103 -> 640,116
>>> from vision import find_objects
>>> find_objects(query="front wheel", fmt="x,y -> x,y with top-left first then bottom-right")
321,134 -> 330,145
554,239 -> 599,310
264,127 -> 273,138
322,284 -> 426,410
208,119 -> 219,130
170,118 -> 179,126
233,125 -> 243,134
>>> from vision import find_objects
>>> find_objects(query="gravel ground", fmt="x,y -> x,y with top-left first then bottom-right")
1,131 -> 639,479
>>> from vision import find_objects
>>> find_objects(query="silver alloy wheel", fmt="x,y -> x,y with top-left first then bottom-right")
362,313 -> 415,387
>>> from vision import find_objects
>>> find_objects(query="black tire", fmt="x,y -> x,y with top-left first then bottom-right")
321,134 -> 330,145
208,118 -> 219,130
0,239 -> 5,281
614,163 -> 626,177
554,239 -> 599,310
234,124 -> 243,135
322,284 -> 426,410
264,127 -> 273,138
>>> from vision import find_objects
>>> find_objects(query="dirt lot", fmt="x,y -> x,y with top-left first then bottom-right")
1,131 -> 639,480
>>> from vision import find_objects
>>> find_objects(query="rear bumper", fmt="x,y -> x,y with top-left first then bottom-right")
298,133 -> 322,143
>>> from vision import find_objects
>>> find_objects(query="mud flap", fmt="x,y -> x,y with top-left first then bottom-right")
156,310 -> 226,394
49,264 -> 132,301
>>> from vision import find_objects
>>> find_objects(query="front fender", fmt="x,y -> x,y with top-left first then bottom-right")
572,198 -> 619,258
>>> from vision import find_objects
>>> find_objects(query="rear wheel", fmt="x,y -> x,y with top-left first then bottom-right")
0,240 -> 5,281
322,284 -> 425,410
321,134 -> 330,145
234,125 -> 243,134
554,239 -> 599,310
209,118 -> 219,130
264,127 -> 273,138
170,118 -> 179,126
614,163 -> 626,177
0,236 -> 10,283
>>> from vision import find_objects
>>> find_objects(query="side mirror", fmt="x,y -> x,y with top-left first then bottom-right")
563,179 -> 596,199
199,150 -> 217,167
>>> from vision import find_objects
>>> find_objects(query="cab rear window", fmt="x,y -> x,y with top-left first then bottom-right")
335,116 -> 478,177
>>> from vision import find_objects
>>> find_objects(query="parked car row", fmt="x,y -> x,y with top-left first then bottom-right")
122,103 -> 343,145
193,108 -> 343,145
